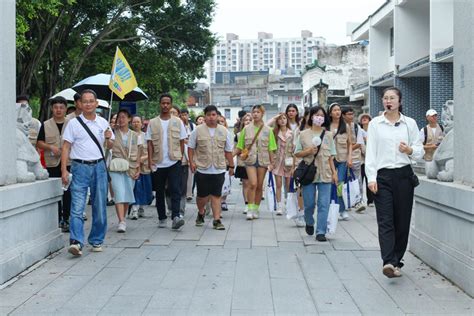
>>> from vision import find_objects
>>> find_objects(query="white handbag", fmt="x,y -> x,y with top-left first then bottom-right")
327,185 -> 339,234
286,179 -> 299,219
109,131 -> 132,172
284,157 -> 294,167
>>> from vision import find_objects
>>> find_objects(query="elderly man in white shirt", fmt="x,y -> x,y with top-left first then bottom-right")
61,90 -> 114,256
365,87 -> 424,279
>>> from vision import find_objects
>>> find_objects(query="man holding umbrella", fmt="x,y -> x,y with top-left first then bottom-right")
146,93 -> 187,230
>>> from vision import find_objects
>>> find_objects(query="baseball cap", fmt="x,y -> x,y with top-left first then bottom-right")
426,109 -> 437,116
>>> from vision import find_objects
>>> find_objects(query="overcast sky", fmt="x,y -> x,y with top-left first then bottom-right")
211,0 -> 386,45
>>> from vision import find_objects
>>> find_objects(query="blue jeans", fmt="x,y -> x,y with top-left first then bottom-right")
334,160 -> 347,214
302,182 -> 331,235
69,160 -> 108,247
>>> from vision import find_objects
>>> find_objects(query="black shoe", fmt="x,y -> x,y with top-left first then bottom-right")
316,234 -> 327,242
305,225 -> 314,236
60,221 -> 70,233
107,199 -> 115,206
195,213 -> 205,226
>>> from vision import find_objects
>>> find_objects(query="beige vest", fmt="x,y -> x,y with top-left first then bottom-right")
138,132 -> 151,174
193,124 -> 228,170
274,129 -> 294,169
334,126 -> 350,162
299,129 -> 334,183
424,124 -> 444,161
349,123 -> 361,162
148,116 -> 182,165
29,118 -> 41,147
111,129 -> 140,177
236,132 -> 245,167
243,123 -> 272,167
43,118 -> 68,168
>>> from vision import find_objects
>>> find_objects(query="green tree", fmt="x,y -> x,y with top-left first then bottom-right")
16,0 -> 217,121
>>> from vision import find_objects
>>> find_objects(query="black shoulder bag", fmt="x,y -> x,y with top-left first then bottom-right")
76,117 -> 112,182
294,130 -> 325,186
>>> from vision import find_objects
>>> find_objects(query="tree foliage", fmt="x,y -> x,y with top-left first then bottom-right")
16,0 -> 217,121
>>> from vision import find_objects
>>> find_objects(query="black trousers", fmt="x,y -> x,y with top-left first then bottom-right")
374,165 -> 415,268
361,163 -> 374,204
152,161 -> 182,220
47,165 -> 71,223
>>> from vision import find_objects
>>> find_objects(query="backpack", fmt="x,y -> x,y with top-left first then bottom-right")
423,125 -> 444,145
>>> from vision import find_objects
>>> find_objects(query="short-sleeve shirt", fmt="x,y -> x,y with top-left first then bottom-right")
236,127 -> 278,151
188,126 -> 234,174
62,114 -> 115,160
145,117 -> 187,169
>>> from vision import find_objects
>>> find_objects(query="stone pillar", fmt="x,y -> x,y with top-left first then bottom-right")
0,0 -> 17,186
394,76 -> 430,127
410,0 -> 474,297
430,62 -> 453,119
453,1 -> 474,186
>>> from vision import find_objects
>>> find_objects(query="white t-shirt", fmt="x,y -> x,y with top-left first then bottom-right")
63,114 -> 115,161
188,126 -> 234,174
145,117 -> 187,169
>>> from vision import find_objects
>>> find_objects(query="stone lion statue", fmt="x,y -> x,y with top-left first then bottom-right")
425,100 -> 454,182
16,103 -> 49,183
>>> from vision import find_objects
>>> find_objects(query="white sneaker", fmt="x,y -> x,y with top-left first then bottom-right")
252,209 -> 259,219
117,221 -> 126,233
294,216 -> 305,227
138,208 -> 145,217
243,206 -> 248,214
341,211 -> 350,221
130,209 -> 138,220
276,207 -> 283,216
246,211 -> 254,220
354,202 -> 366,213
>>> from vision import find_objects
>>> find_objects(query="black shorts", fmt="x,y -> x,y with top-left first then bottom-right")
234,166 -> 248,179
195,172 -> 225,197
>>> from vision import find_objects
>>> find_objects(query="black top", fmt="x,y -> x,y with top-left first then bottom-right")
37,122 -> 65,142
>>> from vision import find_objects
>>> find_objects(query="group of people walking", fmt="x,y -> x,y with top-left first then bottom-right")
35,85 -> 428,279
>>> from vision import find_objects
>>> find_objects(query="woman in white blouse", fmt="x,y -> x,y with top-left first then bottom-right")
366,87 -> 424,279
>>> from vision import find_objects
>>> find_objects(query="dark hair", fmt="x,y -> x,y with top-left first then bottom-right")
204,105 -> 218,114
382,86 -> 403,113
159,93 -> 173,103
16,95 -> 29,102
117,108 -> 131,118
80,89 -> 97,100
172,105 -> 181,114
238,110 -> 247,118
285,103 -> 300,124
180,108 -> 189,114
195,114 -> 205,124
328,103 -> 347,135
307,106 -> 329,129
299,107 -> 310,131
216,110 -> 222,116
73,93 -> 81,102
66,106 -> 76,114
341,106 -> 354,115
50,96 -> 67,107
110,113 -> 117,122
132,115 -> 142,122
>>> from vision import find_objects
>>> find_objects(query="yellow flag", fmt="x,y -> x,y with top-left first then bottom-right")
109,47 -> 138,99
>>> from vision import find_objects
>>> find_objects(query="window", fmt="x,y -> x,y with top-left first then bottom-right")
390,27 -> 394,56
224,109 -> 231,119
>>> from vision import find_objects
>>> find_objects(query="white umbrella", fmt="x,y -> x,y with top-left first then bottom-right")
50,88 -> 110,108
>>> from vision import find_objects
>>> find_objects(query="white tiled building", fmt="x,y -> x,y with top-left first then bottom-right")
209,31 -> 326,83
351,0 -> 454,126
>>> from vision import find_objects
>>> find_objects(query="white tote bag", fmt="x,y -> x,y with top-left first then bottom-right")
286,178 -> 299,219
342,168 -> 361,208
221,171 -> 231,197
327,185 -> 339,234
265,172 -> 277,212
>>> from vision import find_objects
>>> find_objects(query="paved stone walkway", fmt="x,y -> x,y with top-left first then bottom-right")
1,182 -> 472,315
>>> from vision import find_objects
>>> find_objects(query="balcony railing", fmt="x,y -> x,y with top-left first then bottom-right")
372,71 -> 394,85
435,46 -> 454,60
398,55 -> 430,75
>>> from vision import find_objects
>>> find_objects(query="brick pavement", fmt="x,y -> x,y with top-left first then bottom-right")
1,181 -> 472,315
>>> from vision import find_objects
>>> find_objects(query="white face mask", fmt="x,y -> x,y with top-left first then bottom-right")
312,115 -> 325,127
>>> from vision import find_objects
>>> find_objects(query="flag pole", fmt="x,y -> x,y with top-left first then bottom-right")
108,46 -> 119,122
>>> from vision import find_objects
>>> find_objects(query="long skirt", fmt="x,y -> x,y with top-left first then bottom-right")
133,173 -> 153,206
110,172 -> 135,204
